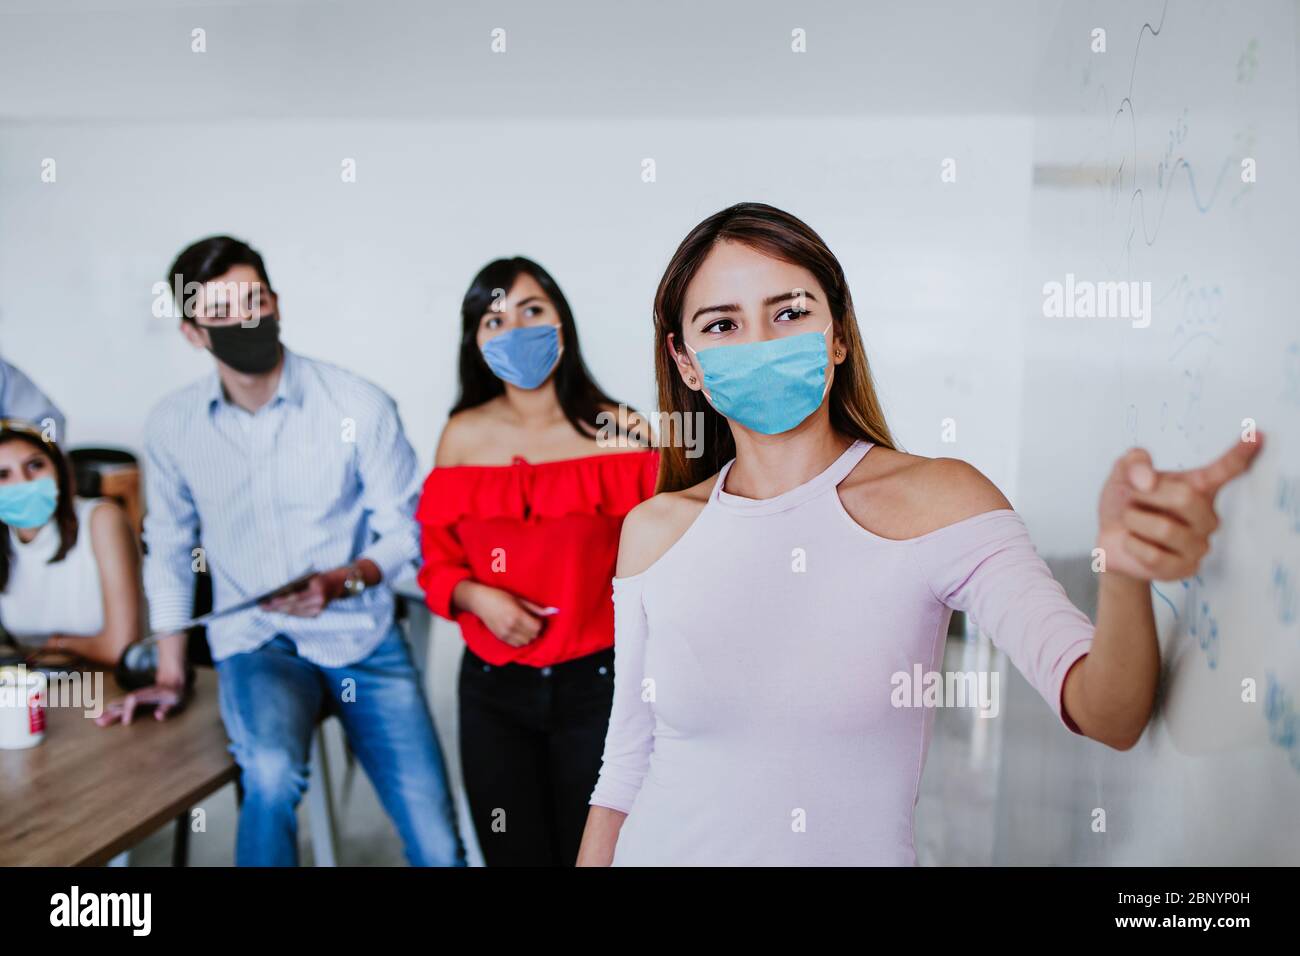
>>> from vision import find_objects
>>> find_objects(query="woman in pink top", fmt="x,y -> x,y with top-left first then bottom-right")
577,203 -> 1262,866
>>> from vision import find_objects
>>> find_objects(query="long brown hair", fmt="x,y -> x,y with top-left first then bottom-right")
652,202 -> 897,492
0,426 -> 79,593
450,257 -> 639,442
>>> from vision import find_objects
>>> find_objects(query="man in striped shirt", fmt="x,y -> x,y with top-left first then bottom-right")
97,236 -> 464,867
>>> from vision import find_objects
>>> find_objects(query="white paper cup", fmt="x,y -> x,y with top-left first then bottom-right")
0,664 -> 47,749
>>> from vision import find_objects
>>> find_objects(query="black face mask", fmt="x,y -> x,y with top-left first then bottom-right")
204,315 -> 282,374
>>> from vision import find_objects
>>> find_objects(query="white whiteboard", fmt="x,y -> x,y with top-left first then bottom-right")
1006,0 -> 1300,864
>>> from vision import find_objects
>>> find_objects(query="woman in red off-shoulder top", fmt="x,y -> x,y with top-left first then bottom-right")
417,257 -> 657,867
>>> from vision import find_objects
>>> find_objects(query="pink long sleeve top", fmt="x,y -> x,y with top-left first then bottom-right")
589,439 -> 1094,866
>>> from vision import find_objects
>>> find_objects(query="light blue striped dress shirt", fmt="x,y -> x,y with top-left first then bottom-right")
142,349 -> 422,667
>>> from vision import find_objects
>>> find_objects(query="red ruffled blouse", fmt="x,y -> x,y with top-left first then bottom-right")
415,449 -> 660,667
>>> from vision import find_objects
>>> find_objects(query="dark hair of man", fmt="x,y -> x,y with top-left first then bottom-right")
165,236 -> 275,323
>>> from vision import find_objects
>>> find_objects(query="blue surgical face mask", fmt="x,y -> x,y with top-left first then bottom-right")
0,475 -> 58,529
687,323 -> 833,435
480,324 -> 563,390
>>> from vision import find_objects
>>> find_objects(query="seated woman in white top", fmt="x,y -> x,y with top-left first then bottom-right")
0,420 -> 141,666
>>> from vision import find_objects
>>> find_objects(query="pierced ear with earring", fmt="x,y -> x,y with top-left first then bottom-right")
682,349 -> 699,387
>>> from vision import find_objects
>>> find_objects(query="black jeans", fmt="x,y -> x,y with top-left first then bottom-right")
458,645 -> 615,866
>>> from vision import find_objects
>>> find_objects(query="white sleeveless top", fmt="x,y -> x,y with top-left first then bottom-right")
0,496 -> 107,639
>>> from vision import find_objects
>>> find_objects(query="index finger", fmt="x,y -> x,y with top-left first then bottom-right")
1185,433 -> 1264,497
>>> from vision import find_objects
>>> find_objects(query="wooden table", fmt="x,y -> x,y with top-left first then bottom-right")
0,668 -> 236,866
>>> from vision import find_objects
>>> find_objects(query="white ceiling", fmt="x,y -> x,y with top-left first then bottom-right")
0,0 -> 1046,122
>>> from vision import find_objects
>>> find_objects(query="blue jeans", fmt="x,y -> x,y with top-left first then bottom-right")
214,627 -> 466,867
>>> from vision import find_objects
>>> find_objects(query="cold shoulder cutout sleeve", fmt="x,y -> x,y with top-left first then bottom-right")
909,510 -> 1094,734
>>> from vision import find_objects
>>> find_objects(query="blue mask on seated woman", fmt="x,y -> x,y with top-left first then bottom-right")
480,324 -> 563,390
0,475 -> 58,529
687,322 -> 833,435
